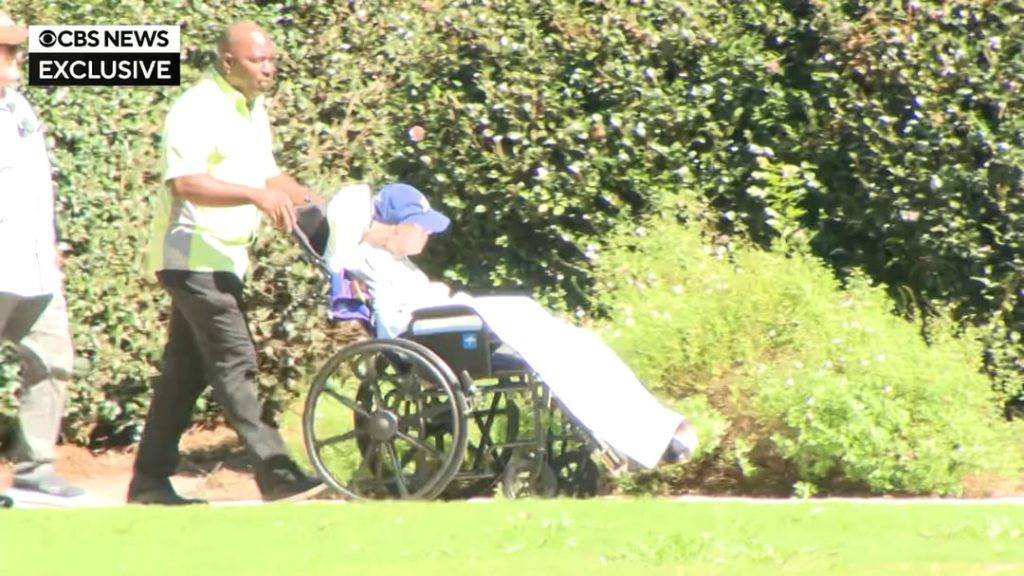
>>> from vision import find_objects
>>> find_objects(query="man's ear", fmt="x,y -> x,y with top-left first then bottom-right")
221,53 -> 234,75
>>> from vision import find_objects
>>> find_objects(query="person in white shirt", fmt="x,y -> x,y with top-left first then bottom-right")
322,183 -> 698,468
0,11 -> 84,501
324,182 -> 455,338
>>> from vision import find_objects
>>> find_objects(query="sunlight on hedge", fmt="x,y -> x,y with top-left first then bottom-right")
594,208 -> 1024,496
1,0 -> 1021,495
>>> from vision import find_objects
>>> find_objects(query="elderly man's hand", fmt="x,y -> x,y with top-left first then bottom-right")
254,187 -> 297,232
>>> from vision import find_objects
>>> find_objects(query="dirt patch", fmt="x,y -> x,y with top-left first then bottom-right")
5,424 -> 1024,503
1,425 -> 262,503
961,471 -> 1024,499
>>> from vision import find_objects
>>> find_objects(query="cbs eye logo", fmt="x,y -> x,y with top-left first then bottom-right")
38,30 -> 57,47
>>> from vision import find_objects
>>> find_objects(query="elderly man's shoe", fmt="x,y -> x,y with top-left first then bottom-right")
662,421 -> 699,465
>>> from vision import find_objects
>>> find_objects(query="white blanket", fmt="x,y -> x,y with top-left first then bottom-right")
452,295 -> 682,469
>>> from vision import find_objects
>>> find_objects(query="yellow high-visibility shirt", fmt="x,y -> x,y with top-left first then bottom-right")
147,71 -> 280,279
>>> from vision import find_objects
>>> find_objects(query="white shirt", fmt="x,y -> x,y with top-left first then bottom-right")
324,185 -> 452,338
348,243 -> 453,338
0,87 -> 61,297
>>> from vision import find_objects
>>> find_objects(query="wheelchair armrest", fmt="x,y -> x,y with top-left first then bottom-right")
410,304 -> 481,320
408,305 -> 485,337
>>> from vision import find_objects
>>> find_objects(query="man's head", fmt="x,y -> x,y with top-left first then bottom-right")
0,11 -> 27,90
373,183 -> 450,257
216,21 -> 276,101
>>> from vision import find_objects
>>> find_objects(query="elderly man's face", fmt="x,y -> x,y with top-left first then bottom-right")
386,223 -> 431,257
223,30 -> 276,98
0,44 -> 24,88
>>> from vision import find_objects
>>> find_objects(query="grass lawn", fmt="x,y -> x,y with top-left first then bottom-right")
2,499 -> 1023,575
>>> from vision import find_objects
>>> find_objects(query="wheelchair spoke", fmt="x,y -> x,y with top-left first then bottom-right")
304,340 -> 467,501
360,438 -> 379,466
395,430 -> 441,458
384,442 -> 410,498
324,388 -> 372,418
369,380 -> 386,408
335,439 -> 373,496
315,428 -> 363,449
348,356 -> 370,380
418,403 -> 452,421
369,441 -> 384,478
397,405 -> 449,435
354,438 -> 387,486
364,355 -> 381,382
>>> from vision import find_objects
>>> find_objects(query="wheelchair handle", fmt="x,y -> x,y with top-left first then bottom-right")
291,226 -> 332,278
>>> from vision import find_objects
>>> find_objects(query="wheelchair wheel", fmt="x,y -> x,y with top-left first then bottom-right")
551,450 -> 600,498
500,456 -> 557,499
303,339 -> 469,500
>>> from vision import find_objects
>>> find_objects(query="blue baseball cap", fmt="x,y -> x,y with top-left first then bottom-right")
374,183 -> 451,234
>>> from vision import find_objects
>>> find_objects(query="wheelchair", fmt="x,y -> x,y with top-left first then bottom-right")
292,206 -> 619,500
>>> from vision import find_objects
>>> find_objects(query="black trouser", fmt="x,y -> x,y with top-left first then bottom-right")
133,270 -> 287,480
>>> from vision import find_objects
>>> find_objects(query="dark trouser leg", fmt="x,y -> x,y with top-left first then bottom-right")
155,271 -> 287,466
132,301 -> 207,480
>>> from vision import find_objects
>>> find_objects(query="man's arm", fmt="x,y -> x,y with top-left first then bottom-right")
161,98 -> 296,232
267,172 -> 325,206
170,174 -> 263,207
170,174 -> 296,232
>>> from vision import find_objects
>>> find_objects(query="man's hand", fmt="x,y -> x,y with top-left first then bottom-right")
266,173 -> 324,207
253,187 -> 297,232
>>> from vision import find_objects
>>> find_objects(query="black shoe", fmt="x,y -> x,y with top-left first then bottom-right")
127,475 -> 207,506
255,456 -> 324,502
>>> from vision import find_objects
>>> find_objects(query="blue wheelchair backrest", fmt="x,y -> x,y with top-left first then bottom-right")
328,270 -> 374,326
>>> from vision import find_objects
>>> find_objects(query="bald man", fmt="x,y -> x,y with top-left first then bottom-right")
130,21 -> 323,505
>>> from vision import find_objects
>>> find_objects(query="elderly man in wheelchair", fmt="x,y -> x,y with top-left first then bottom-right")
293,183 -> 697,500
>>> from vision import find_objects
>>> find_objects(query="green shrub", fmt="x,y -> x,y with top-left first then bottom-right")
1,0 -> 1022,470
594,208 -> 1023,496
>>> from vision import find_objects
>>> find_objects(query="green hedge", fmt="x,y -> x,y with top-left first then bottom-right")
1,0 -> 1021,470
593,205 -> 1023,496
